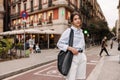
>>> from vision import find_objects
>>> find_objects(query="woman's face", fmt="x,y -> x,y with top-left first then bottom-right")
72,15 -> 81,28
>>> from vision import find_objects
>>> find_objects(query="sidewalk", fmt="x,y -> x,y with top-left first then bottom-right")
0,49 -> 59,79
87,42 -> 120,80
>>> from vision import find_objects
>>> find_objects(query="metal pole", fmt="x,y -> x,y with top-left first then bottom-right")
24,22 -> 25,56
48,34 -> 49,49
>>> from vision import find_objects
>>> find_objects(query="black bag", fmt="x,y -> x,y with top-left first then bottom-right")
57,29 -> 74,76
118,43 -> 120,51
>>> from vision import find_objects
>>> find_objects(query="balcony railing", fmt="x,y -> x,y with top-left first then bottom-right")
11,0 -> 21,6
37,19 -> 42,25
18,26 -> 22,30
10,12 -> 20,18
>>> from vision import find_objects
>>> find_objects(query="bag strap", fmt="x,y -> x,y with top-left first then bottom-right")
69,28 -> 74,47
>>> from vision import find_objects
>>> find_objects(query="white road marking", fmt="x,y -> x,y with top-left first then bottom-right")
34,66 -> 63,78
87,63 -> 96,65
87,60 -> 98,65
3,61 -> 57,80
90,60 -> 98,63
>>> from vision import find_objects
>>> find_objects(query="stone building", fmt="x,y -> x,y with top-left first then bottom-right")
0,0 -> 4,33
117,0 -> 120,40
7,0 -> 105,48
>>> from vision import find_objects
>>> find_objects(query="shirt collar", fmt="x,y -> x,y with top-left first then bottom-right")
71,26 -> 82,32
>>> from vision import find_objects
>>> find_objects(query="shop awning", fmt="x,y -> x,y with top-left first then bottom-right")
0,29 -> 44,36
0,25 -> 65,36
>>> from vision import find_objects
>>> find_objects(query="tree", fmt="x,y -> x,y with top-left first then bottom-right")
112,27 -> 116,35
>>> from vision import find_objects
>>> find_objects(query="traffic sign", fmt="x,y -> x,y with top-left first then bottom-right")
21,11 -> 28,19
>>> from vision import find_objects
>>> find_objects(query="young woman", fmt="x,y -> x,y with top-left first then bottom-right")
57,12 -> 87,80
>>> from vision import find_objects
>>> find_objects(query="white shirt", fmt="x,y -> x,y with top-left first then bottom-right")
29,39 -> 34,45
57,26 -> 85,52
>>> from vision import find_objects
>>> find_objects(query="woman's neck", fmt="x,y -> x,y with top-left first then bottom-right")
72,25 -> 81,29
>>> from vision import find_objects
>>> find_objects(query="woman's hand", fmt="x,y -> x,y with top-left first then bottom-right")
67,46 -> 78,55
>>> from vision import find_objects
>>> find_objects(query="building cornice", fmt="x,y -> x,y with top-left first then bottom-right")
11,4 -> 74,20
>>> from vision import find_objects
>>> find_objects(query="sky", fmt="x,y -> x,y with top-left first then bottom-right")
97,0 -> 119,29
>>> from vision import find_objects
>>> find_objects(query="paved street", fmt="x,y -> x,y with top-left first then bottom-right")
1,41 -> 120,80
2,45 -> 101,80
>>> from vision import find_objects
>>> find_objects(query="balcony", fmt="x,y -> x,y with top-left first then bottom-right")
37,19 -> 42,25
18,26 -> 22,30
47,20 -> 52,24
10,13 -> 20,19
29,20 -> 33,27
17,0 -> 21,3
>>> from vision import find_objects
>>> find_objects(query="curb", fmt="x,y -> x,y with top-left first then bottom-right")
0,59 -> 56,80
87,56 -> 105,80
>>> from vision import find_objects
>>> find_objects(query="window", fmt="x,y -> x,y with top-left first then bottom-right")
31,0 -> 34,12
39,0 -> 42,9
38,13 -> 43,25
24,3 -> 27,11
47,12 -> 53,24
18,3 -> 21,14
29,15 -> 34,26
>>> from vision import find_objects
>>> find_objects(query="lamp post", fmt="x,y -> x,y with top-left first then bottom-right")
22,20 -> 26,56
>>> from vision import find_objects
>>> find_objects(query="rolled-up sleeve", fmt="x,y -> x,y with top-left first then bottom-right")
57,28 -> 70,52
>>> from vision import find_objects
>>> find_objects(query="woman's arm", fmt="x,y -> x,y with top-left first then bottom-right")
57,28 -> 70,52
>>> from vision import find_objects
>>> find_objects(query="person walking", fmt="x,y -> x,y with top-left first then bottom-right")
57,11 -> 87,80
110,39 -> 113,49
29,36 -> 35,54
99,36 -> 110,56
25,39 -> 30,57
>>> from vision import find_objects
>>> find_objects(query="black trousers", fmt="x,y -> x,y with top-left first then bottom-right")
99,47 -> 109,56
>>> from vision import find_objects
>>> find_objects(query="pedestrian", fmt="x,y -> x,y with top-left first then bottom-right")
110,39 -> 113,49
99,36 -> 110,56
29,36 -> 35,54
35,43 -> 41,53
57,11 -> 87,80
25,39 -> 29,50
25,39 -> 30,57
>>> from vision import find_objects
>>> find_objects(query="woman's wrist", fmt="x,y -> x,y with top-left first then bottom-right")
67,46 -> 73,51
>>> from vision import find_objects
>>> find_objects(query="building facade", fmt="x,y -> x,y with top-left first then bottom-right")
0,0 -> 4,34
117,0 -> 120,40
8,0 -> 105,48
